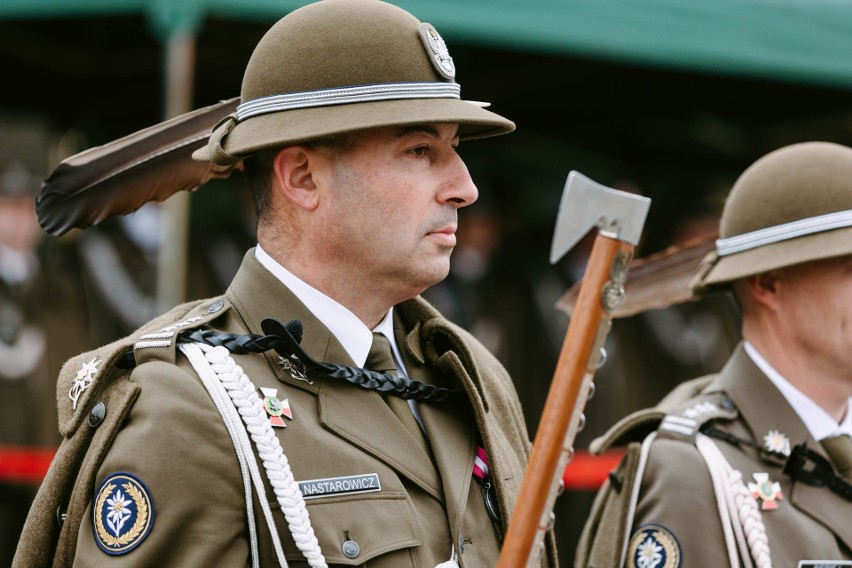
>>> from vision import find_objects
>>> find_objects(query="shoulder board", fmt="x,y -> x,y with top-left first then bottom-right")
57,297 -> 231,437
590,408 -> 667,454
656,391 -> 738,442
589,375 -> 723,454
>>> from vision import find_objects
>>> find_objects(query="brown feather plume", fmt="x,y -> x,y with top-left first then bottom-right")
37,97 -> 240,236
556,232 -> 718,318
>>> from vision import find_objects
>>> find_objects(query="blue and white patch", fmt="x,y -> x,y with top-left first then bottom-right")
92,472 -> 155,555
627,523 -> 682,568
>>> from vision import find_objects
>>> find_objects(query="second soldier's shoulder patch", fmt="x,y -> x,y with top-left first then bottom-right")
627,523 -> 682,568
92,472 -> 155,555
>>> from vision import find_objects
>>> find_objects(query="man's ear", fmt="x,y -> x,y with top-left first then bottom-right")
271,146 -> 320,211
745,271 -> 782,311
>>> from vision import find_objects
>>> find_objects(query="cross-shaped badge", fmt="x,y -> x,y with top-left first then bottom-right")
748,472 -> 783,510
259,387 -> 292,428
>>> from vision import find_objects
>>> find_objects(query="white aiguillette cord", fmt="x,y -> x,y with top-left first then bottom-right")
181,342 -> 327,568
695,434 -> 772,568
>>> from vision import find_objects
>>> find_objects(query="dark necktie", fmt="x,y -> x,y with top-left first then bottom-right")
366,333 -> 431,452
821,434 -> 852,480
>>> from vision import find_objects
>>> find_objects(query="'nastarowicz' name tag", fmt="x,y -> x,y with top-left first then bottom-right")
298,473 -> 381,500
798,562 -> 852,567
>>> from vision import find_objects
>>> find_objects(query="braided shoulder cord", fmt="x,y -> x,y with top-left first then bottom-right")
695,434 -> 772,568
726,468 -> 772,568
188,342 -> 328,568
177,317 -> 462,404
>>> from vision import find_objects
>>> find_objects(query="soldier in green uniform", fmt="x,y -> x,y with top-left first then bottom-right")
576,141 -> 852,567
14,1 -> 558,566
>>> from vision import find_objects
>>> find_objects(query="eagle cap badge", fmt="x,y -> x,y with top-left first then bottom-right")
418,23 -> 455,81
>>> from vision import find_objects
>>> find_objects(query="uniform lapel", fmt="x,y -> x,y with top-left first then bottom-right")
226,250 -> 443,499
397,316 -> 475,528
717,345 -> 852,551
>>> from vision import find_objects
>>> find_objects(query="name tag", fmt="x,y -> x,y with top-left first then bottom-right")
298,473 -> 381,500
798,562 -> 852,567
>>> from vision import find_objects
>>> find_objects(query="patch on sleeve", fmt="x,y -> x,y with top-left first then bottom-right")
92,472 -> 155,555
627,523 -> 682,568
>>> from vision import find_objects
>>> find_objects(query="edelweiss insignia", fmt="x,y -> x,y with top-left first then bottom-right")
69,356 -> 101,410
626,523 -> 682,568
92,472 -> 155,555
762,429 -> 791,456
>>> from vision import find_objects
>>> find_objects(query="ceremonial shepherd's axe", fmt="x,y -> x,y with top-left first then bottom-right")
498,171 -> 651,568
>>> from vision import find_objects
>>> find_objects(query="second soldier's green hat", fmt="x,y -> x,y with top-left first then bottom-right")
193,0 -> 515,165
691,141 -> 852,294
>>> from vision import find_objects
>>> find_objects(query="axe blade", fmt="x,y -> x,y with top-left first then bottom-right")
549,171 -> 651,264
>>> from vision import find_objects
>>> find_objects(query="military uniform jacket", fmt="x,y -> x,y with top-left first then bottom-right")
15,251 -> 557,568
577,344 -> 852,567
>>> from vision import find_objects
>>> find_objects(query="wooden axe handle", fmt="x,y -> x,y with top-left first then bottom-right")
498,233 -> 633,567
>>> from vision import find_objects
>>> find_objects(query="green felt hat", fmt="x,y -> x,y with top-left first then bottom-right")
691,141 -> 852,293
194,0 -> 514,165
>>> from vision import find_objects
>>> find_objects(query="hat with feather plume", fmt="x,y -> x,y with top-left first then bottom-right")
192,0 -> 514,165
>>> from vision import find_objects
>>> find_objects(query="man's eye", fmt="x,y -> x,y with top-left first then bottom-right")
409,146 -> 429,157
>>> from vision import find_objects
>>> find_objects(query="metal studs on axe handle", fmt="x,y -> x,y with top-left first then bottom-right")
498,171 -> 651,568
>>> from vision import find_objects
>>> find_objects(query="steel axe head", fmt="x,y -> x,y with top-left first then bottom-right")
549,171 -> 651,264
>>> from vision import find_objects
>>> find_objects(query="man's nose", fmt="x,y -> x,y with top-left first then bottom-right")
437,153 -> 478,208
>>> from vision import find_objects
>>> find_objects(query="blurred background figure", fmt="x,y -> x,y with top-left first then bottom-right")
0,160 -> 91,565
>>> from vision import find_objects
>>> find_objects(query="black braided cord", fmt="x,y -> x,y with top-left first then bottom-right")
703,426 -> 852,502
176,317 -> 462,405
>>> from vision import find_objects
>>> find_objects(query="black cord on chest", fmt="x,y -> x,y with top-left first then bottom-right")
174,317 -> 462,404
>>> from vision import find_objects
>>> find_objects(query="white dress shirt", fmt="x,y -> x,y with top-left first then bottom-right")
744,340 -> 852,440
255,245 -> 425,429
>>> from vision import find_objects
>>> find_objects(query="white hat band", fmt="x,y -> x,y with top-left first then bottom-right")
716,209 -> 852,256
236,82 -> 462,122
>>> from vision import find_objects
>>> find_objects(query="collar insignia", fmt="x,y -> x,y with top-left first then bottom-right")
69,356 -> 100,410
763,429 -> 791,456
748,472 -> 784,510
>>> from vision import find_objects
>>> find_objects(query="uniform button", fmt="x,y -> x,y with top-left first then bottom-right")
207,301 -> 224,314
88,402 -> 106,428
721,398 -> 736,411
342,539 -> 360,559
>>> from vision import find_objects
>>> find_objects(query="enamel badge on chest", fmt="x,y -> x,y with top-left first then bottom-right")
748,472 -> 783,510
259,387 -> 292,428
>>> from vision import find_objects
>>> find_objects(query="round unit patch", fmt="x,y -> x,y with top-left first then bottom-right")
92,472 -> 155,555
627,523 -> 682,568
